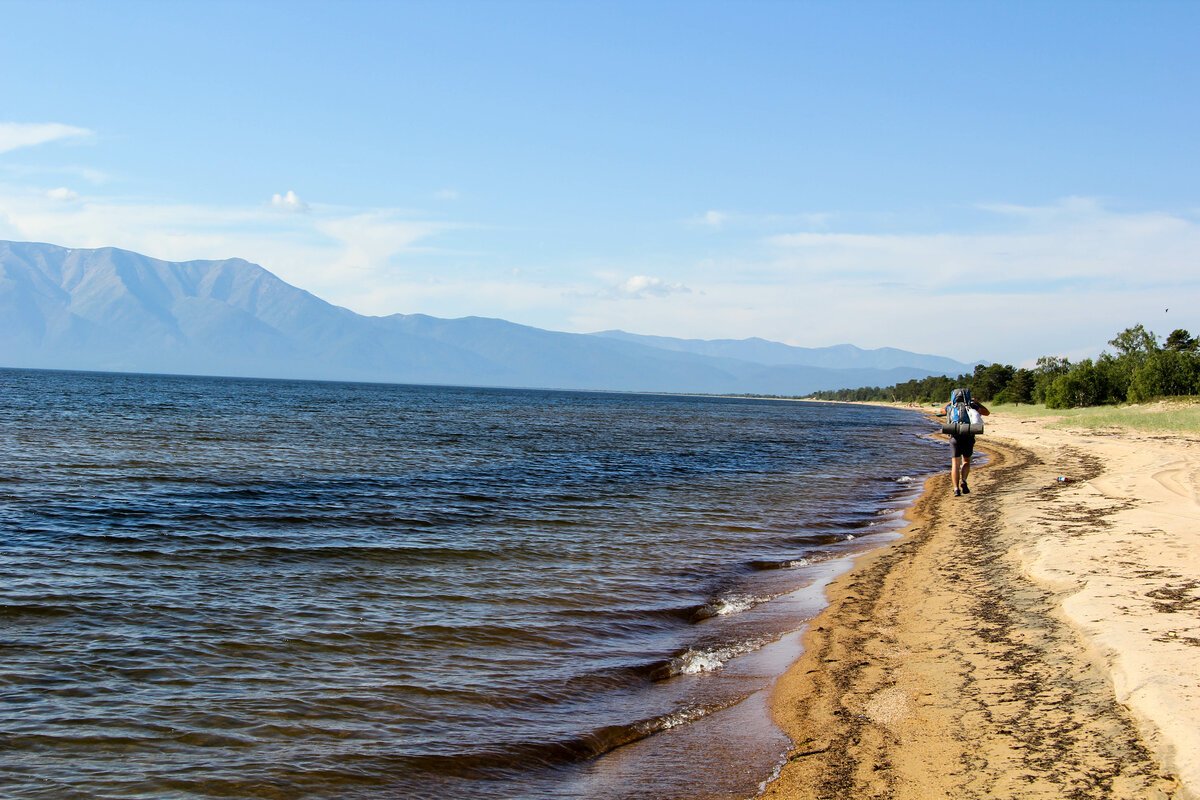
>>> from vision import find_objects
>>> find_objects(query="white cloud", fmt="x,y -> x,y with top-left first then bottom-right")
312,211 -> 453,288
337,276 -> 572,320
976,195 -> 1103,221
270,190 -> 308,213
562,198 -> 1200,363
687,210 -> 835,231
0,163 -> 110,185
0,123 -> 93,154
46,187 -> 79,202
766,199 -> 1200,286
613,275 -> 691,298
435,188 -> 460,201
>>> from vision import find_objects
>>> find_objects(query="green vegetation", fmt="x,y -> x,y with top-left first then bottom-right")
991,400 -> 1200,434
807,324 -> 1200,409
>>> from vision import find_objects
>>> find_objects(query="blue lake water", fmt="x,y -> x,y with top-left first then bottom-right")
0,369 -> 943,799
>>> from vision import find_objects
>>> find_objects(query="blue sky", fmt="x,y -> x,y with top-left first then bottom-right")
1,0 -> 1197,365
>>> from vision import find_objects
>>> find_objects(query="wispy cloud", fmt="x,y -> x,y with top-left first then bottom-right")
313,211 -> 454,280
565,198 -> 1200,362
0,163 -> 110,185
766,198 -> 1200,287
0,122 -> 93,154
687,209 -> 835,232
611,275 -> 692,299
46,187 -> 80,202
975,195 -> 1104,221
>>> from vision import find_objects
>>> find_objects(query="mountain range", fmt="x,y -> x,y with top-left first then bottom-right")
0,240 -> 979,394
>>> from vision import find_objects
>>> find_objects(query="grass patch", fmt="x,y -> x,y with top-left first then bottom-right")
990,398 -> 1200,434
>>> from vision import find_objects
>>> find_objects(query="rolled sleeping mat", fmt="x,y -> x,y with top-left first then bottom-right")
941,421 -> 985,435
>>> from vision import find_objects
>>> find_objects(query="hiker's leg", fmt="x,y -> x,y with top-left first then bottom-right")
961,455 -> 971,484
950,454 -> 961,488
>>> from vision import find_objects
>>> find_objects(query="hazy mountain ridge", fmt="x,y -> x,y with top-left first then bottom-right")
590,330 -> 978,373
0,241 -> 977,393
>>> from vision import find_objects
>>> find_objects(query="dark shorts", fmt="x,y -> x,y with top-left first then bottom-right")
950,433 -> 976,458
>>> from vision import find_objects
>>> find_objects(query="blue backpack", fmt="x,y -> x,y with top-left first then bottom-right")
942,388 -> 983,435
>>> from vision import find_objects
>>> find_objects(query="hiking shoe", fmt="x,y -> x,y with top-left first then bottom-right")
954,488 -> 962,497
961,481 -> 970,495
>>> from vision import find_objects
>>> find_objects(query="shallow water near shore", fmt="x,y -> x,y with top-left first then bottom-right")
0,369 -> 943,799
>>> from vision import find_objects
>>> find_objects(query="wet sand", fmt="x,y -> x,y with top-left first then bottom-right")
763,410 -> 1199,799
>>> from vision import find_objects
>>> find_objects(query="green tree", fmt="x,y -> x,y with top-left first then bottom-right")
971,362 -> 1016,401
1165,328 -> 1199,353
808,323 -> 1200,406
994,368 -> 1034,404
1108,324 -> 1160,363
1032,356 -> 1071,404
1100,324 -> 1160,402
1128,350 -> 1200,402
1095,352 -> 1131,403
1045,359 -> 1110,408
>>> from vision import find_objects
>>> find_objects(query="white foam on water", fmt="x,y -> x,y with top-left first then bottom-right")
656,706 -> 709,731
896,475 -> 914,483
757,753 -> 788,795
669,638 -> 769,676
696,593 -> 770,619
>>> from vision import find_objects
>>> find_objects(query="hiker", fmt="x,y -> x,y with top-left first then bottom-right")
936,389 -> 990,497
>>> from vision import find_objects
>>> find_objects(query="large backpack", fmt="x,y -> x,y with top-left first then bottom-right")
941,387 -> 984,435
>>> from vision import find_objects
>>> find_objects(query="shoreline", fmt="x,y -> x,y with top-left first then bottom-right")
761,410 -> 1199,798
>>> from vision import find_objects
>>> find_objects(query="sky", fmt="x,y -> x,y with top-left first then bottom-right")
1,0 -> 1197,366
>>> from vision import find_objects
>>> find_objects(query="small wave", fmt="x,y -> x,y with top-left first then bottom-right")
637,705 -> 710,733
758,753 -> 789,795
896,475 -> 913,483
690,594 -> 769,622
394,703 -> 727,777
786,533 -> 846,546
560,664 -> 659,694
748,557 -> 810,571
553,605 -> 698,627
656,638 -> 770,678
167,542 -> 511,567
0,602 -> 78,620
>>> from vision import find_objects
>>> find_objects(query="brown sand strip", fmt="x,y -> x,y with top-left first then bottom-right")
764,437 -> 1181,799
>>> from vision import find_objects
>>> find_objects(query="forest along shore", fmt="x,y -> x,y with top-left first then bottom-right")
763,409 -> 1200,799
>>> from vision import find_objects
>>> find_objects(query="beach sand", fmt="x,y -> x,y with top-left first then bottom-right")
763,409 -> 1200,799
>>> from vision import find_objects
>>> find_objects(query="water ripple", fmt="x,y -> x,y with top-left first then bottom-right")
0,368 -> 943,799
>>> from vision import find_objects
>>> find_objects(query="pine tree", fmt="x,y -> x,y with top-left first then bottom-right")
1165,328 -> 1198,353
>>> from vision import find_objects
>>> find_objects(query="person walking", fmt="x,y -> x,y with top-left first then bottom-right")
936,390 -> 990,496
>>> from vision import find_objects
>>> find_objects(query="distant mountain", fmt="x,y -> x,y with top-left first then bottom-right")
0,240 -> 974,394
589,330 -> 979,374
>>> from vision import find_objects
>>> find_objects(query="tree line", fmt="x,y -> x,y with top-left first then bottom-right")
806,325 -> 1200,408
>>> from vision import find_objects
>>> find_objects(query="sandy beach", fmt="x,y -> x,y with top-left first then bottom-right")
764,408 -> 1200,799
